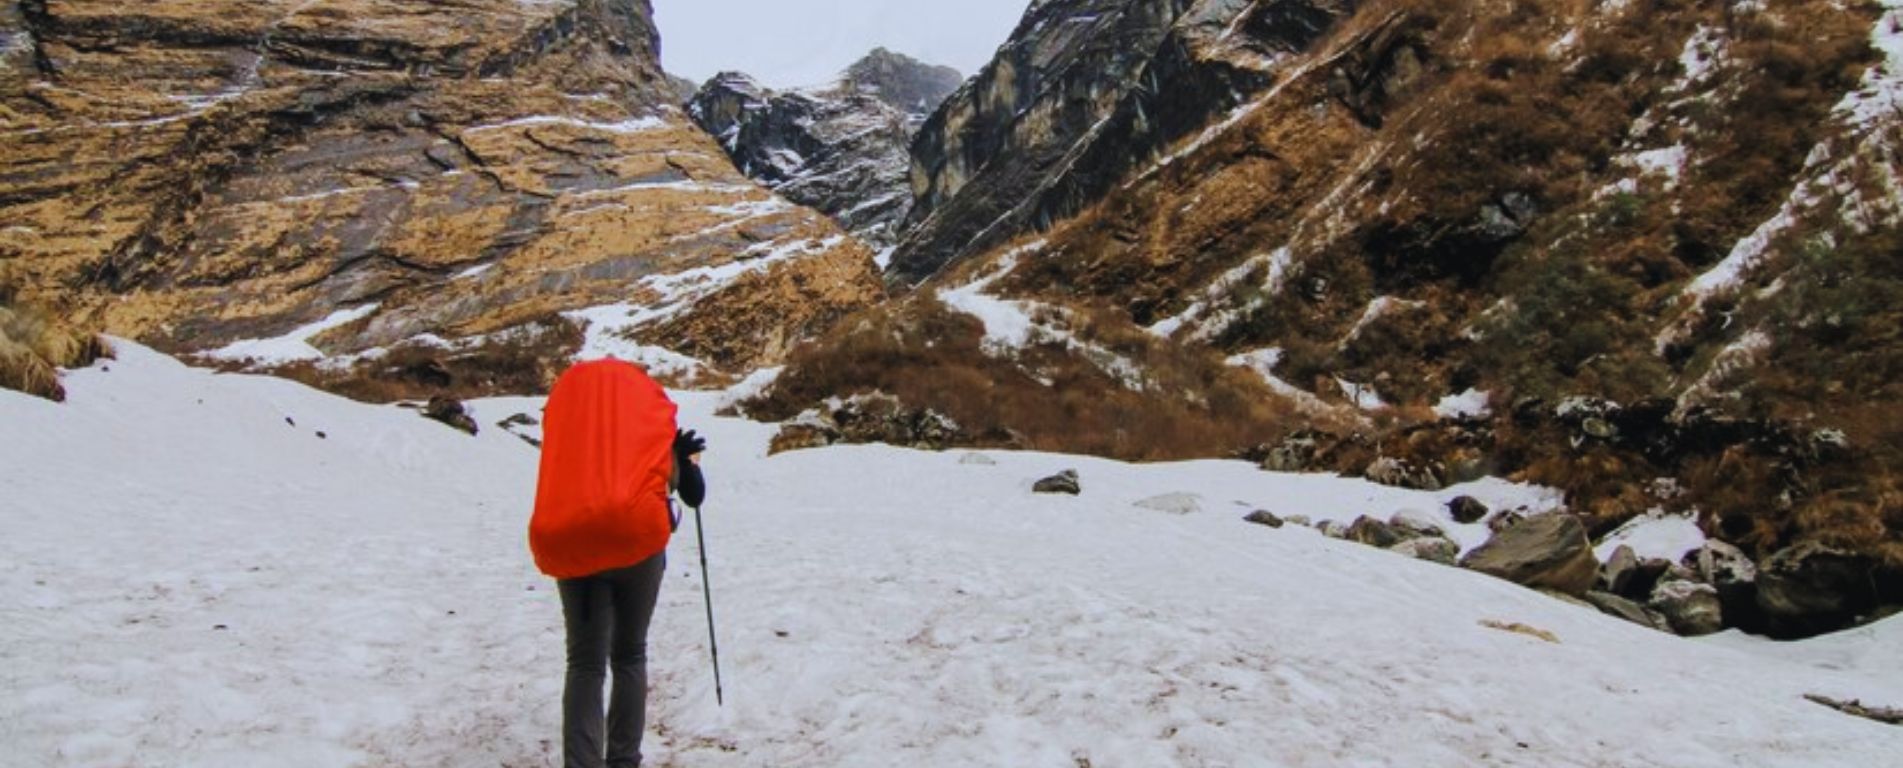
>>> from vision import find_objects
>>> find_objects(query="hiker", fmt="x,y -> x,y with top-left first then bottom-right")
529,360 -> 707,768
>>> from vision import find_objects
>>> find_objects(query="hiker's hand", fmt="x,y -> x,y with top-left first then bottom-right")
675,428 -> 706,459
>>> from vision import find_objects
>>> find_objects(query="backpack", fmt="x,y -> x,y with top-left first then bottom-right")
529,359 -> 679,579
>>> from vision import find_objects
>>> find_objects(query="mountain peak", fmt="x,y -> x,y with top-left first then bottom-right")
841,47 -> 964,120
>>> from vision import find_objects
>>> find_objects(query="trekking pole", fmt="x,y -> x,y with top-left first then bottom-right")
692,504 -> 725,706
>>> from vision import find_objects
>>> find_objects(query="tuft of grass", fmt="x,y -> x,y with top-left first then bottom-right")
0,296 -> 112,402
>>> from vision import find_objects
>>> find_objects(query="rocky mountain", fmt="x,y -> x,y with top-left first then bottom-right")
842,47 -> 964,128
688,50 -> 962,247
0,0 -> 882,396
755,0 -> 1903,635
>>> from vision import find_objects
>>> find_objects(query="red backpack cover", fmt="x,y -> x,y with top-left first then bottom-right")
530,359 -> 679,579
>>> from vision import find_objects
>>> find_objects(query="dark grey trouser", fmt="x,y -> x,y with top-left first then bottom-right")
558,552 -> 666,768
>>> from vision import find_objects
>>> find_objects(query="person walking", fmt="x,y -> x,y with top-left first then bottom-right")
529,359 -> 707,768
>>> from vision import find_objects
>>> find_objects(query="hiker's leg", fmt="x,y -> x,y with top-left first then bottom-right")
605,552 -> 667,768
560,576 -> 614,768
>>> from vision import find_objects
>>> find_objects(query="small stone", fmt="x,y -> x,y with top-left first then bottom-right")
1033,470 -> 1081,495
1243,510 -> 1285,528
1585,591 -> 1673,633
1389,509 -> 1446,539
1390,537 -> 1459,565
1448,495 -> 1489,525
1283,514 -> 1313,528
315,431 -> 327,440
1347,515 -> 1407,548
1319,521 -> 1349,539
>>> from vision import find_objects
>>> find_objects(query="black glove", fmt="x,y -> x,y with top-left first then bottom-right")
674,428 -> 706,458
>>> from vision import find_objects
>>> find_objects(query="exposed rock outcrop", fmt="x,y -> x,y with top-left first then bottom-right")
688,50 -> 962,246
891,0 -> 1355,283
2,0 -> 881,395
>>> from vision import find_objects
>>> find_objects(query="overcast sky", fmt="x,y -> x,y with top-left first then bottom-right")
651,0 -> 1031,89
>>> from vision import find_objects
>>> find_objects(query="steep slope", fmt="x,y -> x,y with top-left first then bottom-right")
0,0 -> 882,394
758,0 -> 1903,632
689,71 -> 916,246
6,343 -> 1902,765
892,0 -> 1353,283
688,50 -> 963,247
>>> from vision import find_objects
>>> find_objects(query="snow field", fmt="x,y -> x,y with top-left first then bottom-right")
4,343 -> 1902,767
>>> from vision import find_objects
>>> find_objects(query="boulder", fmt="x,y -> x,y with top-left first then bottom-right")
1346,516 -> 1409,548
1135,493 -> 1201,515
1033,470 -> 1082,495
769,423 -> 837,454
1600,545 -> 1640,596
1684,541 -> 1758,587
1389,509 -> 1446,539
1756,542 -> 1879,637
1684,540 -> 1763,631
1390,537 -> 1459,565
423,396 -> 479,436
1649,580 -> 1724,636
1459,514 -> 1599,596
1584,591 -> 1673,633
1243,510 -> 1285,528
1448,495 -> 1490,525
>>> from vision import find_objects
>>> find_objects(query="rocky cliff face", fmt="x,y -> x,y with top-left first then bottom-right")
892,0 -> 1352,283
760,0 -> 1903,630
689,50 -> 962,247
0,0 -> 881,394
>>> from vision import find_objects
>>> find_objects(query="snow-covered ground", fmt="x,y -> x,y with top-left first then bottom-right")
4,344 -> 1902,766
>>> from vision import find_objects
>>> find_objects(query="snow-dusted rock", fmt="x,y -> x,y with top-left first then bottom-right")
1391,537 -> 1460,566
1243,509 -> 1286,528
1650,580 -> 1725,636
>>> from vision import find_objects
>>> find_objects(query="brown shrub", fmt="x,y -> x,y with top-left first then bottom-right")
267,315 -> 584,403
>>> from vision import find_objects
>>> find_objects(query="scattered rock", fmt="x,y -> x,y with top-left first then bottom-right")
1447,495 -> 1490,525
423,396 -> 479,436
1685,541 -> 1758,587
1284,514 -> 1313,528
769,423 -> 835,454
315,431 -> 327,440
1135,493 -> 1201,515
959,452 -> 998,466
1243,510 -> 1285,528
1584,591 -> 1672,633
1033,470 -> 1081,496
1756,542 -> 1879,637
1459,514 -> 1599,596
1346,515 -> 1409,548
1600,545 -> 1640,596
1319,520 -> 1349,539
1649,579 -> 1724,636
1390,537 -> 1459,565
1389,509 -> 1446,539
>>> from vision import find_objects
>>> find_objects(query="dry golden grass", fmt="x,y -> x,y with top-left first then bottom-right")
0,297 -> 112,402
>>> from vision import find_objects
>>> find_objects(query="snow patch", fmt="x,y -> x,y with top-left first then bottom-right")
202,304 -> 381,365
1435,389 -> 1493,420
466,115 -> 668,134
1594,511 -> 1708,562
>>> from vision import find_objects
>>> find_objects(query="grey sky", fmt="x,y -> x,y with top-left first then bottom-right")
651,0 -> 1030,89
